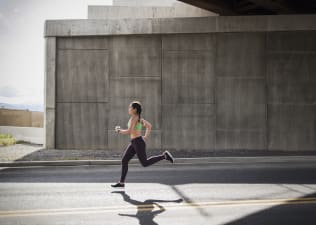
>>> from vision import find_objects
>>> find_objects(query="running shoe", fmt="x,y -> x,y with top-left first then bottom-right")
111,182 -> 125,188
163,150 -> 174,163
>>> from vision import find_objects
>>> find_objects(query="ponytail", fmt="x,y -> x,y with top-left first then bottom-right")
131,101 -> 142,122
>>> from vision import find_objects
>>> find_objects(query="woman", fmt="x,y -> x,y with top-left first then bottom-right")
111,101 -> 174,188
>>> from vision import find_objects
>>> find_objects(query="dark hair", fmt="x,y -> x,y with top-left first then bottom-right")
131,101 -> 142,122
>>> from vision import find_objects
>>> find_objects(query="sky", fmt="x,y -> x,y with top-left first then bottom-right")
0,0 -> 113,110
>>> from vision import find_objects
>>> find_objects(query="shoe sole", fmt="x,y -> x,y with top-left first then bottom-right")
111,184 -> 125,188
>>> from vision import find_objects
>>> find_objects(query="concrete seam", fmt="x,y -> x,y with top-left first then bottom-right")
53,37 -> 57,149
160,34 -> 163,151
265,32 -> 269,152
214,33 -> 218,155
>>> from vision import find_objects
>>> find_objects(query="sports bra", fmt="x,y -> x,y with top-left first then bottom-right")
127,119 -> 142,131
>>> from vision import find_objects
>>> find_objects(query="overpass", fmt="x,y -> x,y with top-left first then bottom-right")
179,0 -> 316,15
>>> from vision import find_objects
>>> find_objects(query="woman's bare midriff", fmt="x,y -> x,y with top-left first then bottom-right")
130,130 -> 142,139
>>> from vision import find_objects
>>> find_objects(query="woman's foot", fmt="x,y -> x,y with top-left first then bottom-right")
111,182 -> 125,188
163,150 -> 174,163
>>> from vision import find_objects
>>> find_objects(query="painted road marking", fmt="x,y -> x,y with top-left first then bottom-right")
0,197 -> 315,218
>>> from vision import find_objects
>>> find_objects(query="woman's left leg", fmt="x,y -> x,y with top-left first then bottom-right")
120,143 -> 136,183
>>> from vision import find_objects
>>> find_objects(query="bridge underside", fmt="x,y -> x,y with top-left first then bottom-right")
179,0 -> 316,15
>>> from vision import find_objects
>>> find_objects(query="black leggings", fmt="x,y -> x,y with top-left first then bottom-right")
120,136 -> 165,183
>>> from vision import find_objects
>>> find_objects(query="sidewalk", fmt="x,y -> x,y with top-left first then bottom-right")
1,144 -> 316,167
1,156 -> 316,167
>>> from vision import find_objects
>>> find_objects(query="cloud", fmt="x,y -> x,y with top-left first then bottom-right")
0,85 -> 20,97
13,8 -> 20,14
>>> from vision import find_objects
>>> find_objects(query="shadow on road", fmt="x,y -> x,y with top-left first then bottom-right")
222,192 -> 316,225
112,191 -> 183,225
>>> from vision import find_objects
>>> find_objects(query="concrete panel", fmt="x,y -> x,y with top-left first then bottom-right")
162,103 -> 215,150
110,36 -> 161,77
45,15 -> 316,37
152,17 -> 217,34
56,49 -> 108,102
45,37 -> 56,110
217,16 -> 267,32
111,35 -> 161,48
216,78 -> 266,150
44,37 -> 56,149
88,6 -> 175,19
58,37 -> 109,50
113,0 -> 176,7
162,33 -> 215,50
216,32 -> 266,78
267,30 -> 316,151
56,103 -> 108,149
173,2 -> 216,17
267,31 -> 316,52
108,77 -> 161,130
46,19 -> 155,37
44,108 -> 55,149
267,15 -> 316,32
163,50 -> 214,104
216,78 -> 266,129
216,130 -> 266,151
267,53 -> 316,104
268,104 -> 316,151
88,3 -> 214,19
107,130 -> 130,152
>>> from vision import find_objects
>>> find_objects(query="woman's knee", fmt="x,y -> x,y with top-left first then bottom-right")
139,160 -> 149,167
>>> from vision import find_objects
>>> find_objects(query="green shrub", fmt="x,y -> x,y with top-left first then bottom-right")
0,134 -> 16,146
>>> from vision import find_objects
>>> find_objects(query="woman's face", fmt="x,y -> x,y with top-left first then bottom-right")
128,104 -> 135,115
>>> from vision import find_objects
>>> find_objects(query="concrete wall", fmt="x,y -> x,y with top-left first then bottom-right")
0,109 -> 43,128
0,126 -> 43,145
113,0 -> 177,6
44,15 -> 316,152
88,2 -> 216,19
267,32 -> 316,151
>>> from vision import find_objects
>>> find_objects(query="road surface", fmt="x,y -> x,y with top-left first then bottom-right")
0,158 -> 315,225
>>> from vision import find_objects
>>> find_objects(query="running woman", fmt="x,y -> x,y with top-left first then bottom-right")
111,101 -> 174,188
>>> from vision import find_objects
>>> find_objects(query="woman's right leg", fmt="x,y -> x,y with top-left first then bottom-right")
120,143 -> 136,183
132,138 -> 165,167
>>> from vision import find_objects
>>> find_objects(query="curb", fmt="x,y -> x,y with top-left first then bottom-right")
1,156 -> 316,167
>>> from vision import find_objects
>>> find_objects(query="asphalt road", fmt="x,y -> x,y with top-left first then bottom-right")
0,159 -> 316,225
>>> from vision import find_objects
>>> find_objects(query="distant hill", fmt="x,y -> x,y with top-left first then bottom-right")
0,102 -> 43,112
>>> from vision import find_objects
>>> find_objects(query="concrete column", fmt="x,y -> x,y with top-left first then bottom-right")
44,37 -> 56,149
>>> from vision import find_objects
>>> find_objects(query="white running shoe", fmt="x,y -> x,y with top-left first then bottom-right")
163,150 -> 174,163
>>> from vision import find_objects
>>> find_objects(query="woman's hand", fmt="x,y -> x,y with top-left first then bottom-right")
142,136 -> 147,142
115,126 -> 121,133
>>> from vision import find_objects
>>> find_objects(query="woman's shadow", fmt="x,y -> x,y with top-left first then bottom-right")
112,191 -> 183,225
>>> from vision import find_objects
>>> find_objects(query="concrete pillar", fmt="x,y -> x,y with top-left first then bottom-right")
44,37 -> 56,149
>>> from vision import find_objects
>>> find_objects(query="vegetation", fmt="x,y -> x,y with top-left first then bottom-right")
0,134 -> 16,146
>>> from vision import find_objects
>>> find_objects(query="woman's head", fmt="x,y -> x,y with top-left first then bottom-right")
128,101 -> 142,121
